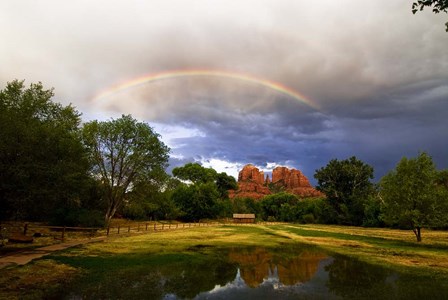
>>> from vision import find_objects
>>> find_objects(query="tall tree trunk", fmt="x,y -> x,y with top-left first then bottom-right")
105,204 -> 118,226
412,226 -> 422,242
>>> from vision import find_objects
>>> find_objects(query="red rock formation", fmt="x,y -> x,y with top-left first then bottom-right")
230,164 -> 323,199
272,167 -> 311,188
238,164 -> 265,185
231,165 -> 270,199
272,167 -> 323,197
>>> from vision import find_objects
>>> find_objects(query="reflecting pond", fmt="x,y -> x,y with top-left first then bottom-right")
56,244 -> 448,299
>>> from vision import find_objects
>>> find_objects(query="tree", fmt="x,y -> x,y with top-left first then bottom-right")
314,156 -> 375,225
172,163 -> 217,184
171,163 -> 237,220
172,162 -> 236,198
380,152 -> 448,241
172,182 -> 220,221
123,173 -> 182,221
0,80 -> 91,221
412,0 -> 448,31
436,169 -> 448,188
82,115 -> 169,224
260,192 -> 299,221
216,172 -> 237,198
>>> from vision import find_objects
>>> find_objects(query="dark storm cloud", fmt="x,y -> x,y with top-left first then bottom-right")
1,0 -> 447,182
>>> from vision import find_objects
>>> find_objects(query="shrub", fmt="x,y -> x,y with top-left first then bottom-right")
302,213 -> 315,224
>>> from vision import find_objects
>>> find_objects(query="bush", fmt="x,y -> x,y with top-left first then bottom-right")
267,216 -> 277,222
302,213 -> 315,224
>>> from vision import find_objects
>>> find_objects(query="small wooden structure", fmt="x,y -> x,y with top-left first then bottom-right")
233,213 -> 256,224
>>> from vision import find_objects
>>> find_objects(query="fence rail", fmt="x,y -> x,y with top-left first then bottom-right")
105,221 -> 220,236
0,222 -> 100,241
1,220 -> 283,242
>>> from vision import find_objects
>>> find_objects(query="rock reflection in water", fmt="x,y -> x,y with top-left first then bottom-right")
227,246 -> 327,287
190,259 -> 336,300
166,246 -> 335,300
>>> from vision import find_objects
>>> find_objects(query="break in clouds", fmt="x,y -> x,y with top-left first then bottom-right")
1,0 -> 447,182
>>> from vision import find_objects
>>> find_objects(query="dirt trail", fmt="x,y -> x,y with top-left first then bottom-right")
0,237 -> 106,269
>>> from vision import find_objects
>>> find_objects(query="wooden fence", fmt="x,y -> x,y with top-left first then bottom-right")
0,221 -> 99,241
104,221 -> 221,236
1,220 -> 282,242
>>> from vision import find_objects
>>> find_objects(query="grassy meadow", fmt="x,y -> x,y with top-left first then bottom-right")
1,224 -> 448,299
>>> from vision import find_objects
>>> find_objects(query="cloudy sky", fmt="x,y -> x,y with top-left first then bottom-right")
1,0 -> 447,183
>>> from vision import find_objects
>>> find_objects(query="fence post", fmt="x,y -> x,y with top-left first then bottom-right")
62,226 -> 66,240
128,226 -> 130,233
162,224 -> 164,230
107,226 -> 110,236
23,223 -> 28,235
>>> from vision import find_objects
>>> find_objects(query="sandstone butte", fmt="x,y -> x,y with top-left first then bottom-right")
229,164 -> 323,200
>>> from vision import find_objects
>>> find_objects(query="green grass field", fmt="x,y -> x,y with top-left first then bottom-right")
1,224 -> 448,299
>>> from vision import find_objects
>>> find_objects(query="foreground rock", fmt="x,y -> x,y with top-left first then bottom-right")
229,164 -> 323,199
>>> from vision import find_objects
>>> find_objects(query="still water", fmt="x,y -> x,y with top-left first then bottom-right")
60,245 -> 448,300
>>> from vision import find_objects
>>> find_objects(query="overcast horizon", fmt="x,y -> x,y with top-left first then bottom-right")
1,0 -> 447,184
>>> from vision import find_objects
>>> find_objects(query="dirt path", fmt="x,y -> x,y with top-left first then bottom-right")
0,237 -> 106,269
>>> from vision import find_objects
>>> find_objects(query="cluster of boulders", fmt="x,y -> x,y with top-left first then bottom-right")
229,164 -> 323,199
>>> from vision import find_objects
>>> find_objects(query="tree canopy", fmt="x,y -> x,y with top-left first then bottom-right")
380,152 -> 448,241
82,115 -> 170,224
0,80 -> 92,221
172,163 -> 218,184
314,156 -> 375,225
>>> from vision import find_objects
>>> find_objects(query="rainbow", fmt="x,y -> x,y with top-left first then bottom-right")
93,69 -> 319,110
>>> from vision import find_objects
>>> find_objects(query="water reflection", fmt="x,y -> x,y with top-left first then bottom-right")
167,246 -> 337,300
60,245 -> 448,300
227,246 -> 328,287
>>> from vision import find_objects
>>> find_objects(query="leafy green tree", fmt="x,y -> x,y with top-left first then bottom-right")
172,182 -> 220,221
82,115 -> 169,224
436,169 -> 448,188
232,197 -> 262,217
0,80 -> 92,221
172,163 -> 217,184
260,192 -> 299,221
412,0 -> 448,31
314,156 -> 375,225
294,197 -> 328,224
123,174 -> 181,220
171,163 -> 236,220
216,172 -> 237,198
380,152 -> 448,241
